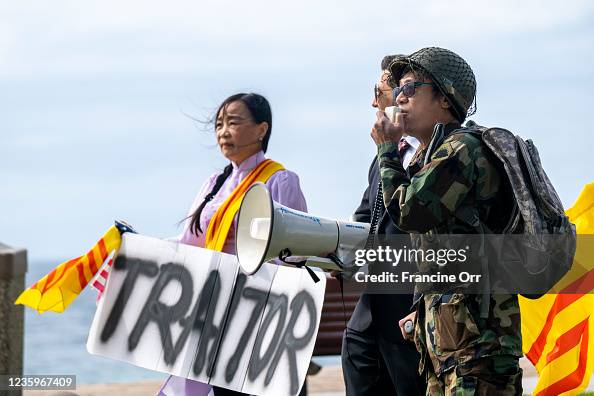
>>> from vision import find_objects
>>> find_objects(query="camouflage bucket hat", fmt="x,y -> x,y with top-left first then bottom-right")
389,47 -> 477,122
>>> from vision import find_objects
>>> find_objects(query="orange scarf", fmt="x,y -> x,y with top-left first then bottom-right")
205,159 -> 284,252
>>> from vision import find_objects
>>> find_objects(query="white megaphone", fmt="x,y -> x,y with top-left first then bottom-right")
236,182 -> 370,275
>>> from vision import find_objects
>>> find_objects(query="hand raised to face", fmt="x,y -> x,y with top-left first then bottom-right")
370,110 -> 406,145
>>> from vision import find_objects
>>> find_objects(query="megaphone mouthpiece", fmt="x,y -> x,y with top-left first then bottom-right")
250,218 -> 270,241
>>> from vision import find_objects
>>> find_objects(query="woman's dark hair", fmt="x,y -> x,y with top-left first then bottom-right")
215,93 -> 272,152
188,92 -> 272,236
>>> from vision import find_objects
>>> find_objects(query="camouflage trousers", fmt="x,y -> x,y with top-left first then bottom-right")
414,293 -> 523,395
425,356 -> 522,396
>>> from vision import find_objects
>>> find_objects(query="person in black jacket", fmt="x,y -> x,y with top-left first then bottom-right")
340,55 -> 425,396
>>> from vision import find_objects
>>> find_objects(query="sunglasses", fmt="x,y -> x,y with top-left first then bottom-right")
374,84 -> 393,101
392,81 -> 435,101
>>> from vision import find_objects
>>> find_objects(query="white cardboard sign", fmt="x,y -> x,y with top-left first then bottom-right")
87,233 -> 326,396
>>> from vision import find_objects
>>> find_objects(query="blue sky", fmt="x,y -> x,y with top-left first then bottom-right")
1,0 -> 594,261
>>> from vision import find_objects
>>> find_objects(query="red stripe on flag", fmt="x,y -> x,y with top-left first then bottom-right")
76,262 -> 87,290
526,293 -> 584,364
526,264 -> 594,365
98,239 -> 108,259
87,250 -> 98,275
100,269 -> 109,279
92,280 -> 105,293
546,317 -> 589,364
559,264 -> 594,294
535,320 -> 589,396
40,268 -> 58,293
43,258 -> 80,292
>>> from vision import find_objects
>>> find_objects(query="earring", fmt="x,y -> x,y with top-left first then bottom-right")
259,137 -> 264,141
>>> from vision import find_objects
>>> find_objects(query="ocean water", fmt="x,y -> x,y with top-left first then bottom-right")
23,260 -> 340,385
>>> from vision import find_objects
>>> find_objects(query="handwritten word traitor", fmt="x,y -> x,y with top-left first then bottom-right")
86,233 -> 326,396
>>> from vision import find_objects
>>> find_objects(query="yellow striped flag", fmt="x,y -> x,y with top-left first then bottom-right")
520,183 -> 594,395
15,225 -> 122,313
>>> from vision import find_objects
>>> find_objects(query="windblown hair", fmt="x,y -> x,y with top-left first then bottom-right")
188,92 -> 272,236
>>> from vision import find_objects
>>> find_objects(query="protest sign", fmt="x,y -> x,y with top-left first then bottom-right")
87,233 -> 326,395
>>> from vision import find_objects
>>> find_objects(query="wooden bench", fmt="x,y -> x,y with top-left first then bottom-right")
312,276 -> 360,356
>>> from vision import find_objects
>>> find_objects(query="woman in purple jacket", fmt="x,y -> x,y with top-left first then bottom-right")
159,93 -> 307,396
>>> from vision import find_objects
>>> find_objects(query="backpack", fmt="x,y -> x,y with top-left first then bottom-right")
431,121 -> 576,298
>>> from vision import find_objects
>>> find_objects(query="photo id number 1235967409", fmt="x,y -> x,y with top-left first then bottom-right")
0,375 -> 76,390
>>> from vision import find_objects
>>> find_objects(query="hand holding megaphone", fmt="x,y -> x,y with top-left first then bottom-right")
384,105 -> 400,123
371,106 -> 406,145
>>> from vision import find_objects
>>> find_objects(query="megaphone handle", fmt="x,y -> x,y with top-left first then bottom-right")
326,253 -> 344,269
278,248 -> 320,283
279,248 -> 294,262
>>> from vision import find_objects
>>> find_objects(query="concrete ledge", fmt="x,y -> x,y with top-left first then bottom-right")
0,243 -> 27,280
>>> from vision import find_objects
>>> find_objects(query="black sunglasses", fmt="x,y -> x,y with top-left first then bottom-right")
392,81 -> 435,101
374,84 -> 392,101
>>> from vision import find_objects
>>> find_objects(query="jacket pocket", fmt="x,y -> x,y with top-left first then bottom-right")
431,293 -> 480,355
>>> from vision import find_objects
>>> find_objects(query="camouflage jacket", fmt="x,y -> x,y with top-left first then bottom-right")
376,122 -> 522,376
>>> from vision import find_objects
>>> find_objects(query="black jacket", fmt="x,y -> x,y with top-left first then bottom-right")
347,157 -> 416,343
